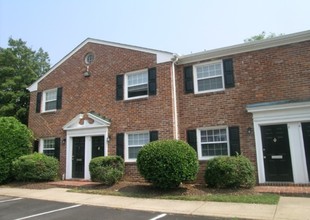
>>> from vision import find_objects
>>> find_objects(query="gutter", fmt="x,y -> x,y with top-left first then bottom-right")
171,54 -> 179,139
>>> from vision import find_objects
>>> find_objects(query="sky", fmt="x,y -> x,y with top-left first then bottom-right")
0,0 -> 309,65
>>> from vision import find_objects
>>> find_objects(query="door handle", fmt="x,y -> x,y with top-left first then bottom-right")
76,158 -> 82,162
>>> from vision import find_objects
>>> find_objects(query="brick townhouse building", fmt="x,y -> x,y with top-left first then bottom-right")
28,30 -> 310,184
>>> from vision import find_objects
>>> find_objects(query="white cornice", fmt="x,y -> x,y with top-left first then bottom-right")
246,100 -> 310,113
177,30 -> 310,65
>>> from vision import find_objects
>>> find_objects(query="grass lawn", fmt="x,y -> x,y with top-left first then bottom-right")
69,181 -> 280,205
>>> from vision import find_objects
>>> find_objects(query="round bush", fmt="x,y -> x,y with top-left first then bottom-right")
89,156 -> 125,185
204,155 -> 256,188
137,140 -> 199,189
0,117 -> 33,183
12,153 -> 59,182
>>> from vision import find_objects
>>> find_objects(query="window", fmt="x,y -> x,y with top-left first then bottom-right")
126,132 -> 150,162
37,87 -> 62,113
42,138 -> 55,157
194,61 -> 224,93
198,127 -> 229,159
43,89 -> 57,111
125,70 -> 148,99
84,52 -> 94,64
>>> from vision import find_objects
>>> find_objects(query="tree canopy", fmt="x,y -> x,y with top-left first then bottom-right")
0,38 -> 50,124
244,31 -> 284,42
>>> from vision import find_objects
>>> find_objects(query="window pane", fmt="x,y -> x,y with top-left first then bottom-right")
43,149 -> 55,157
128,133 -> 149,146
198,77 -> 223,91
128,84 -> 148,98
46,90 -> 57,101
128,72 -> 147,86
197,63 -> 222,79
128,146 -> 142,159
202,143 -> 228,156
45,100 -> 57,111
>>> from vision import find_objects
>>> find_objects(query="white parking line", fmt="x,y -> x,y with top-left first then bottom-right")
0,198 -> 23,203
150,213 -> 167,220
14,204 -> 82,220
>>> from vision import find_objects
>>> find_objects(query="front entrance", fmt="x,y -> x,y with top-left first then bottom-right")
261,124 -> 293,182
72,137 -> 85,178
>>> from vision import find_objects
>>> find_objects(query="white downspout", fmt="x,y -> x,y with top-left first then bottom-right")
171,54 -> 179,140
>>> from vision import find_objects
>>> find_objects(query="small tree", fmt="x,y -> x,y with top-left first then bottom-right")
137,140 -> 199,189
0,117 -> 33,183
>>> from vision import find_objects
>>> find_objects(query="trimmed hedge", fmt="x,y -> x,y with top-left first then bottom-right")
0,117 -> 33,183
137,140 -> 199,189
89,156 -> 125,185
204,155 -> 256,188
12,153 -> 59,182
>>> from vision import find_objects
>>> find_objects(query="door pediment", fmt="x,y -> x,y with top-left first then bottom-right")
63,112 -> 111,131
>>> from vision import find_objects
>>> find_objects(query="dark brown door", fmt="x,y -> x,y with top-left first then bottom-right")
302,122 -> 310,181
72,137 -> 85,178
261,124 -> 293,182
92,136 -> 105,158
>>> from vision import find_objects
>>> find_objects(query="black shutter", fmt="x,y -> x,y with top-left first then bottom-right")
223,58 -> 235,88
187,130 -> 197,152
116,75 -> 124,100
116,133 -> 124,159
184,66 -> 194,93
33,140 -> 39,152
149,131 -> 158,142
36,92 -> 42,113
229,126 -> 240,156
54,138 -> 61,160
148,67 -> 157,96
56,87 -> 62,109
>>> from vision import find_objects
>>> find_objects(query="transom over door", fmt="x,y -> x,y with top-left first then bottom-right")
72,137 -> 85,178
261,124 -> 293,182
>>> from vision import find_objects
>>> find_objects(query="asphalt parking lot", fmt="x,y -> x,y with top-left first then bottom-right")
0,196 -> 217,220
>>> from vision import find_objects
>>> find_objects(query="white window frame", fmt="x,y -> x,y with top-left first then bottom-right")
193,60 -> 225,94
125,131 -> 150,162
197,126 -> 230,160
40,138 -> 55,156
124,69 -> 148,100
42,88 -> 57,112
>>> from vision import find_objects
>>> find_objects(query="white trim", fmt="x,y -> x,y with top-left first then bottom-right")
124,130 -> 150,162
27,38 -> 173,92
196,126 -> 230,160
177,30 -> 310,65
193,60 -> 225,94
124,69 -> 148,100
171,56 -> 179,139
42,88 -> 57,113
247,101 -> 310,183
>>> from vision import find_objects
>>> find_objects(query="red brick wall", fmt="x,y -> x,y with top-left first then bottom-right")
28,40 -> 310,183
28,42 -> 175,178
176,41 -> 310,182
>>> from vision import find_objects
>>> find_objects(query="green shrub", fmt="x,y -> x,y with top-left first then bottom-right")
204,155 -> 256,188
0,117 -> 33,183
89,156 -> 125,185
137,140 -> 199,189
12,153 -> 59,182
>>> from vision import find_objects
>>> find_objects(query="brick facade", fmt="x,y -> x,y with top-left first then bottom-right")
28,32 -> 310,184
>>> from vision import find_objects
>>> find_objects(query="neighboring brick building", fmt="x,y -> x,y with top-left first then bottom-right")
28,30 -> 310,184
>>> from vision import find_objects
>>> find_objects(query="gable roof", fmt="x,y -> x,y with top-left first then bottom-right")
28,38 -> 174,92
177,30 -> 310,64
